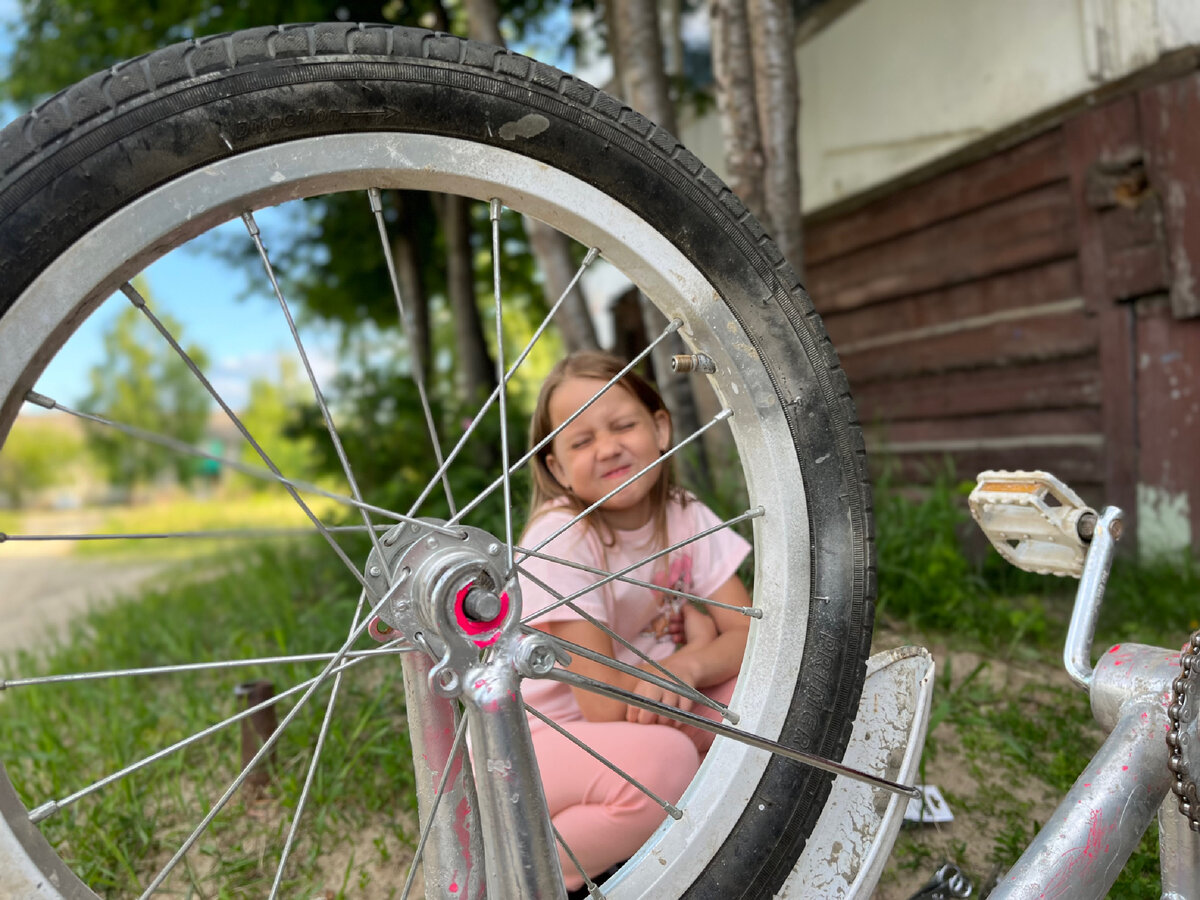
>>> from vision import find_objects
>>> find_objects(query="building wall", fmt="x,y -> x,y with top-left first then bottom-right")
678,0 -> 1200,214
802,69 -> 1200,557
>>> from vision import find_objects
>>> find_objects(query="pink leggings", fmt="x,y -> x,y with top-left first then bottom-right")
532,677 -> 736,890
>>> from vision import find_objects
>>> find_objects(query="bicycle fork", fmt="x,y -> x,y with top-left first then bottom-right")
370,521 -> 568,900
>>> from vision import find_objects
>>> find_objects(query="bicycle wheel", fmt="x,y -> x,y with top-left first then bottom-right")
0,24 -> 874,898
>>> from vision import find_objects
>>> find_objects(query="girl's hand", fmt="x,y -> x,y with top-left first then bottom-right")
627,660 -> 700,726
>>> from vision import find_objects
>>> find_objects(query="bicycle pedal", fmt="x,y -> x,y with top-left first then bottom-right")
907,862 -> 972,899
969,470 -> 1096,578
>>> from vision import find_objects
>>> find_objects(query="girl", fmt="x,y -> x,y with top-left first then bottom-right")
518,351 -> 752,892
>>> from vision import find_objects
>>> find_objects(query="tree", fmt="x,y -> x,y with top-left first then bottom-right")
0,419 -> 84,507
80,301 -> 212,491
237,360 -> 319,490
711,0 -> 803,277
605,0 -> 710,484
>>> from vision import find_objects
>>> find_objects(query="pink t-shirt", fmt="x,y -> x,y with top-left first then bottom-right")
518,495 -> 752,726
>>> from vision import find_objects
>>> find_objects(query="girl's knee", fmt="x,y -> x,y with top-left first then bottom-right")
626,726 -> 699,803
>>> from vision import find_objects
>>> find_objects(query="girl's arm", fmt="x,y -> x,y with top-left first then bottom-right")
536,573 -> 752,724
626,573 -> 750,726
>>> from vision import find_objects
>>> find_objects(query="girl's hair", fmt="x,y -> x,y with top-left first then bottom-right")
527,350 -> 684,550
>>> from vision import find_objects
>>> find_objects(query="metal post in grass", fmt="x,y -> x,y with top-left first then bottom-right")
233,680 -> 278,793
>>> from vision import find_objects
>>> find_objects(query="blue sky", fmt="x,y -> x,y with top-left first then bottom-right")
35,219 -> 329,411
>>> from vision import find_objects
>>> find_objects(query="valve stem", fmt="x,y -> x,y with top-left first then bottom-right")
671,353 -> 716,375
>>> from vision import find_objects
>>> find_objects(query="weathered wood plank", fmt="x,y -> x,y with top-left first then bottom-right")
1134,296 -> 1200,551
1063,94 -> 1140,542
806,182 -> 1078,314
869,445 -> 1105,489
1140,72 -> 1200,319
806,128 -> 1067,265
870,408 -> 1101,446
840,308 -> 1097,384
823,258 -> 1080,350
852,356 -> 1101,423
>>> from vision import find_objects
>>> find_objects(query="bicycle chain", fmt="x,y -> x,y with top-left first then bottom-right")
1167,628 -> 1200,831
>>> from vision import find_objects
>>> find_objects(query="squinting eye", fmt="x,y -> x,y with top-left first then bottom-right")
571,437 -> 591,449
614,421 -> 634,431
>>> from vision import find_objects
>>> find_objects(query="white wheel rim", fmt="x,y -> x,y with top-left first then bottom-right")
0,133 -> 813,897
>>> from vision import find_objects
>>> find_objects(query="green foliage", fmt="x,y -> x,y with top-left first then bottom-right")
0,416 -> 86,506
875,472 -> 1050,651
236,359 -> 320,490
1097,551 -> 1200,651
79,301 -> 212,491
874,467 -> 1200,656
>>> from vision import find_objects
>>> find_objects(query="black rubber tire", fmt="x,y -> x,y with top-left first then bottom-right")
0,23 -> 875,899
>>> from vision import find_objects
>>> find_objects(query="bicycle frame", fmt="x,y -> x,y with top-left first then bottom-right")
988,506 -> 1200,899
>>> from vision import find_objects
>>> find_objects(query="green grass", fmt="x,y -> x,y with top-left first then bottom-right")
0,544 -> 416,896
71,492 -> 345,560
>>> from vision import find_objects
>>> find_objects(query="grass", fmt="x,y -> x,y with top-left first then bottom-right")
3,475 -> 1196,896
0,543 -> 416,896
72,491 -> 346,559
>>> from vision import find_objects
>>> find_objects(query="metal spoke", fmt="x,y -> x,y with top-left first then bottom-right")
1,647 -> 411,692
446,319 -> 681,527
1,525 -> 389,543
368,187 -> 456,516
516,568 -> 726,720
137,589 -> 394,897
24,393 -> 463,540
403,244 -> 599,520
545,668 -> 922,801
517,543 -> 757,616
490,199 -> 515,568
527,705 -> 681,819
521,507 -> 765,623
551,820 -> 604,900
269,590 -> 370,899
525,408 -> 733,560
118,283 -> 377,600
26,648 -> 388,824
401,712 -> 470,900
526,623 -> 728,722
242,211 -> 390,577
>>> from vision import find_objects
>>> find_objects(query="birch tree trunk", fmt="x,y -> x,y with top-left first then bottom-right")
608,0 -> 708,486
711,0 -> 767,226
747,0 -> 803,278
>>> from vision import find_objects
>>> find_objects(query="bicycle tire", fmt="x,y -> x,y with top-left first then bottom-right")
0,23 -> 874,899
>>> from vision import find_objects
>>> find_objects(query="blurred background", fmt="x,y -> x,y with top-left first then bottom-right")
1,2 -> 1199,897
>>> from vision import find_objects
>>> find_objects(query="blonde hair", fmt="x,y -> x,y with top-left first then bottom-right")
527,350 -> 685,551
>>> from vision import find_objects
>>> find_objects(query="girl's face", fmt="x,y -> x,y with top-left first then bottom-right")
544,376 -> 671,530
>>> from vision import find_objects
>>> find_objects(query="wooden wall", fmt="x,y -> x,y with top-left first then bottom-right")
804,65 -> 1200,553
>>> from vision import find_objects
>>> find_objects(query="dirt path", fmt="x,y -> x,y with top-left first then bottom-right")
0,510 -> 169,656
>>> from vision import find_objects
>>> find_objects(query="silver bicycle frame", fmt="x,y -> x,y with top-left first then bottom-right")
990,507 -> 1200,899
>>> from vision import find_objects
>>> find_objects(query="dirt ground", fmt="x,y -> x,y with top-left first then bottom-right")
869,626 -> 1095,900
0,510 -> 169,656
